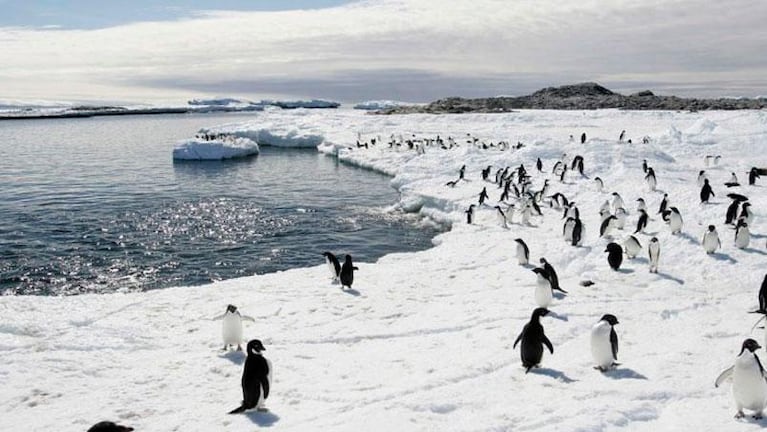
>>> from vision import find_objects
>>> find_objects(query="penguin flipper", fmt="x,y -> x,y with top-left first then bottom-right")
715,366 -> 734,388
261,377 -> 270,400
610,328 -> 619,360
513,332 -> 523,349
353,266 -> 359,270
228,403 -> 249,414
241,315 -> 256,322
542,334 -> 554,354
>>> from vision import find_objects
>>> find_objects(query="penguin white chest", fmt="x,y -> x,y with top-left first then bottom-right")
702,232 -> 720,253
534,275 -> 553,307
516,244 -> 528,265
669,214 -> 683,233
222,313 -> 244,345
735,228 -> 751,249
624,240 -> 641,258
564,222 -> 574,242
590,322 -> 614,369
733,354 -> 767,412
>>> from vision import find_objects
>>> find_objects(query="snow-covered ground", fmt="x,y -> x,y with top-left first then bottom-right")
3,109 -> 767,431
172,137 -> 259,160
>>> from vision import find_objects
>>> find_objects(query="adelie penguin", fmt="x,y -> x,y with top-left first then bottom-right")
465,204 -> 475,224
658,193 -> 669,215
702,225 -> 722,254
648,237 -> 660,273
634,209 -> 648,234
663,207 -> 683,234
213,304 -> 256,351
536,158 -> 543,172
513,308 -> 554,373
604,243 -> 623,271
700,178 -> 715,203
739,202 -> 754,226
494,205 -> 508,229
478,187 -> 489,205
514,238 -> 530,266
735,220 -> 751,249
623,235 -> 642,258
531,267 -> 554,308
611,192 -> 624,213
715,339 -> 767,420
539,258 -> 567,294
725,172 -> 740,188
563,217 -> 584,246
322,251 -> 341,282
591,314 -> 620,372
339,255 -> 359,289
726,199 -> 741,225
600,215 -> 618,238
88,421 -> 134,432
229,340 -> 272,414
749,167 -> 762,186
594,176 -> 604,192
645,167 -> 657,191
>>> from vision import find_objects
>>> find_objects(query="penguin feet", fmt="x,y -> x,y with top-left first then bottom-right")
257,407 -> 269,412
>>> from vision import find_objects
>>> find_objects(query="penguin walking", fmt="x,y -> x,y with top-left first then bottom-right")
635,209 -> 648,234
605,243 -> 623,271
702,225 -> 722,254
611,192 -> 625,213
697,170 -> 708,187
700,179 -> 715,203
478,187 -> 489,205
726,199 -> 741,225
340,255 -> 358,289
658,193 -> 669,215
539,258 -> 567,294
600,215 -> 618,238
229,340 -> 271,414
513,308 -> 554,373
740,202 -> 754,226
623,235 -> 642,258
214,305 -> 255,351
715,339 -> 767,419
322,251 -> 341,282
465,204 -> 475,224
494,205 -> 508,229
532,268 -> 554,308
663,207 -> 683,234
645,167 -> 657,191
648,237 -> 660,273
591,314 -> 619,372
514,238 -> 530,265
735,221 -> 751,249
749,167 -> 762,186
594,176 -> 604,192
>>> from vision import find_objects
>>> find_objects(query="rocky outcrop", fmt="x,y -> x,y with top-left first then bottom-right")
377,82 -> 767,114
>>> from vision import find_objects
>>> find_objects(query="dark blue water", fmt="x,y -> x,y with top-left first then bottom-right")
0,113 -> 440,295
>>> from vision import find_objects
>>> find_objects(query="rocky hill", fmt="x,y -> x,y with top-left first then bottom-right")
378,82 -> 767,114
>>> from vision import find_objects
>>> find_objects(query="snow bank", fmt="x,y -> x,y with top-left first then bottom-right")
4,109 -> 767,431
353,100 -> 414,110
171,137 -> 259,160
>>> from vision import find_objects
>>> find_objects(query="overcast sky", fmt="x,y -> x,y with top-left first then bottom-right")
1,0 -> 766,104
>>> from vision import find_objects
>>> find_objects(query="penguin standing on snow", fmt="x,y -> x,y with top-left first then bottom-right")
635,209 -> 649,234
611,192 -> 625,213
515,238 -> 530,265
229,340 -> 271,414
465,204 -> 475,224
581,132 -> 587,144
513,308 -> 554,373
715,339 -> 767,419
702,225 -> 722,254
740,202 -> 754,226
339,255 -> 359,289
322,251 -> 341,282
698,170 -> 708,187
726,199 -> 742,225
700,179 -> 715,203
536,158 -> 543,172
642,159 -> 648,173
494,206 -> 508,228
623,235 -> 642,258
605,243 -> 623,270
539,258 -> 567,294
658,193 -> 669,215
735,220 -> 751,249
591,314 -> 619,372
571,218 -> 584,246
594,176 -> 604,192
725,172 -> 740,188
600,215 -> 618,238
749,167 -> 762,186
645,167 -> 657,191
478,187 -> 489,205
648,237 -> 660,273
214,305 -> 256,351
531,268 -> 554,308
663,207 -> 683,234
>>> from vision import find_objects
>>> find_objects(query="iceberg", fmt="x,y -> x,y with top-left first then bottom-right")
172,137 -> 259,160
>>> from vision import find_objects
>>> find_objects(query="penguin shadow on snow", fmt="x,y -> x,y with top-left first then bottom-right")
676,232 -> 700,246
743,247 -> 767,256
653,271 -> 685,285
603,367 -> 648,380
616,268 -> 635,275
529,367 -> 577,383
710,252 -> 737,263
219,350 -> 247,365
245,410 -> 280,427
341,287 -> 361,296
546,311 -> 569,322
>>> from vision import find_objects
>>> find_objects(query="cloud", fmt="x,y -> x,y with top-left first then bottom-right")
1,0 -> 766,102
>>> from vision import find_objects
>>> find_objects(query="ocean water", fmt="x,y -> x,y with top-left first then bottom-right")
0,113 -> 441,295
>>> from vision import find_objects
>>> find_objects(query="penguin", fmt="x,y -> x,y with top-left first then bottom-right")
636,198 -> 647,212
445,180 -> 458,188
715,339 -> 767,419
87,422 -> 134,432
565,203 -> 580,221
642,159 -> 648,173
571,218 -> 584,246
478,187 -> 489,205
704,155 -> 714,167
581,132 -> 587,144
458,165 -> 466,180
600,215 -> 618,238
229,340 -> 271,414
591,314 -> 619,372
645,167 -> 657,191
539,258 -> 567,294
700,179 -> 715,203
658,193 -> 669,215
594,176 -> 604,192
697,170 -> 708,187
214,305 -> 255,351
515,238 -> 530,265
702,225 -> 722,254
614,207 -> 628,230
635,209 -> 648,234
735,220 -> 751,249
739,202 -> 754,226
532,267 -> 554,308
756,274 -> 767,314
465,204 -> 475,224
648,237 -> 660,273
664,207 -> 683,234
599,200 -> 611,215
494,206 -> 508,228
725,172 -> 740,188
619,130 -> 626,141
322,251 -> 341,282
572,155 -> 585,176
749,167 -> 761,186
513,308 -> 554,373
623,235 -> 642,258
605,242 -> 623,271
726,199 -> 741,225
611,192 -> 624,213
536,158 -> 543,172
340,254 -> 358,289
563,217 -> 576,243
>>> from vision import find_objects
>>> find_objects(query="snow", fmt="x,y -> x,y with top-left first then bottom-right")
3,108 -> 767,431
172,137 -> 259,160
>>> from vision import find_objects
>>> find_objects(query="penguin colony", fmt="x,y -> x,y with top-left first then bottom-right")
84,126 -> 767,427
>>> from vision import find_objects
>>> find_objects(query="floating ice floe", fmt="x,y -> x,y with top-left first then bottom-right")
172,137 -> 259,160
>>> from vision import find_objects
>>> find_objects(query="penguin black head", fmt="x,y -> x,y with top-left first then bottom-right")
539,257 -> 547,264
344,254 -> 353,264
87,421 -> 134,432
604,243 -> 622,254
226,304 -> 237,313
703,179 -> 709,184
650,237 -> 658,243
247,339 -> 266,354
531,267 -> 547,277
708,225 -> 716,232
532,307 -> 550,318
600,314 -> 619,326
741,338 -> 762,354
612,192 -> 619,197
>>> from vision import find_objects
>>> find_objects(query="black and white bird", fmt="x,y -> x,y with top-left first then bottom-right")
623,235 -> 642,258
648,237 -> 660,273
513,308 -> 554,373
322,251 -> 342,282
605,243 -> 623,271
87,422 -> 134,432
229,340 -> 272,414
591,314 -> 620,372
735,220 -> 751,249
213,304 -> 256,351
715,339 -> 767,420
339,254 -> 359,289
702,225 -> 722,254
635,209 -> 649,234
515,238 -> 530,265
700,179 -> 715,203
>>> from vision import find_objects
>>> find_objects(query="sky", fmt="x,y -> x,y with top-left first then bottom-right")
1,0 -> 766,104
